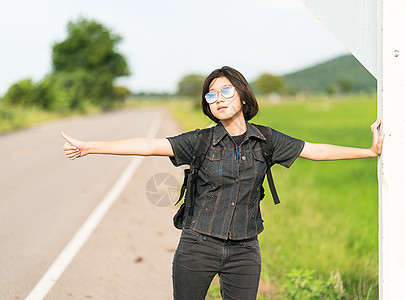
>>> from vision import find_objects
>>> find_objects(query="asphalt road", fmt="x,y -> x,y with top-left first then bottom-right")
0,108 -> 182,299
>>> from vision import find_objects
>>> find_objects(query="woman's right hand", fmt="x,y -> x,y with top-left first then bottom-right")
61,132 -> 89,160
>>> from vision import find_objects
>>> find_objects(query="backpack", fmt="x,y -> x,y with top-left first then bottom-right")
173,123 -> 279,230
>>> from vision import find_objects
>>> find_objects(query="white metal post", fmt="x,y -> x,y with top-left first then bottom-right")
378,0 -> 405,298
300,0 -> 405,297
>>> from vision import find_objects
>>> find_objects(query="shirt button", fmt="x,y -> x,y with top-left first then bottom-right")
241,156 -> 246,161
231,202 -> 235,206
235,178 -> 239,183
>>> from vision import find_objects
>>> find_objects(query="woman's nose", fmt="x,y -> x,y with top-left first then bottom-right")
216,93 -> 225,103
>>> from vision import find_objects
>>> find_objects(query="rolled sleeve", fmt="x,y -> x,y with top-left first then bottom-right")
271,129 -> 304,168
167,130 -> 198,167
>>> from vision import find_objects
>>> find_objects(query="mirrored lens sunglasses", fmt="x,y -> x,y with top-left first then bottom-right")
204,86 -> 235,104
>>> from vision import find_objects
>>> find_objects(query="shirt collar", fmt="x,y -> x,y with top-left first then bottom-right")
212,122 -> 266,146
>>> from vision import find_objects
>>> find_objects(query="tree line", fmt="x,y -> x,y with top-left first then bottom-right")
1,18 -> 371,114
177,73 -> 286,107
176,55 -> 375,107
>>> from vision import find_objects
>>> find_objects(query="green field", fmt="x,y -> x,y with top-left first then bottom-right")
170,94 -> 379,299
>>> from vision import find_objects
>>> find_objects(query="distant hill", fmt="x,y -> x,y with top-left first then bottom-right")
283,55 -> 377,94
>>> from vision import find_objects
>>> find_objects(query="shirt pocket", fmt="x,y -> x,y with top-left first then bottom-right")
252,149 -> 267,175
204,148 -> 224,174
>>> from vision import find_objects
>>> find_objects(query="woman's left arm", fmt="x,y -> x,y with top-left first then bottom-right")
299,118 -> 385,161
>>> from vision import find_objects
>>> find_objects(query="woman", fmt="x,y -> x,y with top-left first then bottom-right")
62,66 -> 384,300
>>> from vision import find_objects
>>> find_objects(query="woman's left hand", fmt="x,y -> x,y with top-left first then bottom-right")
370,117 -> 385,156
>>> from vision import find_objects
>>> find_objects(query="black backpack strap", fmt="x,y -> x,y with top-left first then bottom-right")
266,167 -> 280,204
183,127 -> 214,228
191,127 -> 214,173
252,124 -> 280,205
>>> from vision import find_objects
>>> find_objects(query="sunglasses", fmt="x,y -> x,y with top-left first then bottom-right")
204,86 -> 235,104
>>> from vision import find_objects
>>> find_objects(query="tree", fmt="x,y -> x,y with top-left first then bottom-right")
52,18 -> 129,77
253,73 -> 285,95
177,74 -> 205,107
336,78 -> 353,94
325,85 -> 337,95
51,18 -> 129,109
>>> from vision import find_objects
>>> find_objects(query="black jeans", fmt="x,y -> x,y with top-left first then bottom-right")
172,229 -> 261,300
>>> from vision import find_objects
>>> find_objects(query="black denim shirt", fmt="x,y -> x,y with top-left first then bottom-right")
168,122 -> 304,240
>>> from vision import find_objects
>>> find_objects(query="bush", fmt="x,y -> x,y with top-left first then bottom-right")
0,104 -> 14,123
283,269 -> 346,299
2,79 -> 43,108
114,85 -> 131,102
41,70 -> 115,112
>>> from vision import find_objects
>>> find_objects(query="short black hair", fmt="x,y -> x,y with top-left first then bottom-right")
201,66 -> 259,123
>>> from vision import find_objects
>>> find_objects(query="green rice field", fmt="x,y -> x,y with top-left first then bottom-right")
170,94 -> 379,299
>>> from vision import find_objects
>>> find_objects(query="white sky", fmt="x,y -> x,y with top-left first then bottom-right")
0,0 -> 348,95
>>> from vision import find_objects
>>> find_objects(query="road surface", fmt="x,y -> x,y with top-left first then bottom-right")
0,108 -> 183,299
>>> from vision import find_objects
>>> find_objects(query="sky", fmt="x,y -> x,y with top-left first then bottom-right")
0,0 -> 348,95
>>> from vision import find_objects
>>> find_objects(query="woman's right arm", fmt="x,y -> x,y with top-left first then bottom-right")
61,132 -> 174,160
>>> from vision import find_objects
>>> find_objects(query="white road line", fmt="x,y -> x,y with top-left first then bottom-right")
25,110 -> 164,300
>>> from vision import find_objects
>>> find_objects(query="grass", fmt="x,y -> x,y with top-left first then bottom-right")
0,105 -> 61,133
0,103 -> 103,134
168,94 -> 379,299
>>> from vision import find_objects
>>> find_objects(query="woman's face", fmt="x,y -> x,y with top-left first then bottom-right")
208,77 -> 245,124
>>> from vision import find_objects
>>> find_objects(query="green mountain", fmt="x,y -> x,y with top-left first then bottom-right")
284,55 -> 377,94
